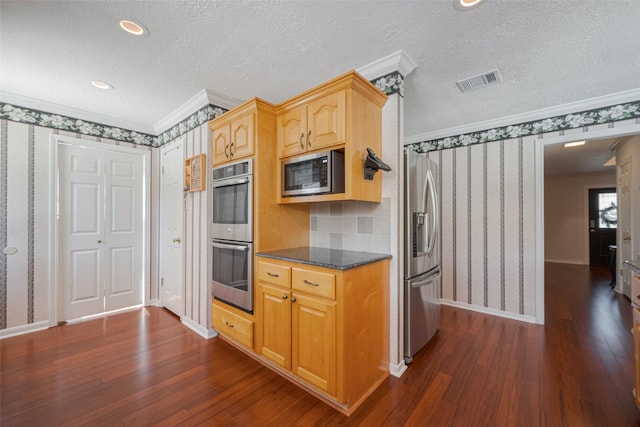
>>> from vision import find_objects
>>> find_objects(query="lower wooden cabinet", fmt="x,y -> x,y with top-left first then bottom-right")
255,256 -> 389,414
212,299 -> 254,349
292,292 -> 337,395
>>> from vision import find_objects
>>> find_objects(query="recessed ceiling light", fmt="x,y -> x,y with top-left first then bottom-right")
453,0 -> 487,11
91,80 -> 113,90
119,19 -> 149,37
564,141 -> 586,148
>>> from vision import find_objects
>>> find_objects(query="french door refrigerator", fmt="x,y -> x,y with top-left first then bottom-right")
404,150 -> 441,364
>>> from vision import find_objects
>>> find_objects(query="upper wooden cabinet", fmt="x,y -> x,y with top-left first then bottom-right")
276,71 -> 388,204
209,100 -> 257,166
278,90 -> 346,158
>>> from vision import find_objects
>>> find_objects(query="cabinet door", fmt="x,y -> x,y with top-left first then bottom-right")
211,123 -> 231,166
306,90 -> 345,151
230,113 -> 255,161
292,293 -> 337,396
259,284 -> 291,369
277,106 -> 307,158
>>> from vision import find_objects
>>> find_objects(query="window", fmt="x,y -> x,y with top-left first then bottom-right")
598,192 -> 617,229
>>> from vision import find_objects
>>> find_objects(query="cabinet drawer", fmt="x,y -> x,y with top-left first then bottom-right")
258,261 -> 291,288
292,268 -> 335,300
213,305 -> 253,348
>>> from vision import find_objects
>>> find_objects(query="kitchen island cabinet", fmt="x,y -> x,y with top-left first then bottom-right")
254,248 -> 390,415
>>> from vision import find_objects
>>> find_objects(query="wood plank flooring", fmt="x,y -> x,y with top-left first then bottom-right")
2,263 -> 639,426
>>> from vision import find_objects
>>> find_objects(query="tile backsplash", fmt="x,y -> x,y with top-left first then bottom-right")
309,198 -> 391,254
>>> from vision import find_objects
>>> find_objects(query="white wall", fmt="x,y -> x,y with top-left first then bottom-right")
0,120 -> 151,335
544,171 -> 616,264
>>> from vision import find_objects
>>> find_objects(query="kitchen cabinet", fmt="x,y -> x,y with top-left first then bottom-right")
276,70 -> 387,204
277,90 -> 346,158
212,299 -> 254,349
255,251 -> 390,415
209,100 -> 255,166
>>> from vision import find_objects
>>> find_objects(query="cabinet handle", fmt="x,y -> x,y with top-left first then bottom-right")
282,295 -> 288,299
303,279 -> 320,287
229,142 -> 234,157
224,321 -> 234,328
307,130 -> 312,147
291,297 -> 297,302
267,272 -> 280,278
300,132 -> 304,149
224,144 -> 230,158
97,240 -> 103,243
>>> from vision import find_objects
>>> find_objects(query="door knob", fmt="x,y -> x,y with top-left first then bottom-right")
624,236 -> 632,241
282,295 -> 288,299
173,238 -> 181,243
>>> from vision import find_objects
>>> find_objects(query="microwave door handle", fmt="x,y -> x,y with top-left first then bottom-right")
211,241 -> 249,251
427,169 -> 438,255
212,177 -> 249,188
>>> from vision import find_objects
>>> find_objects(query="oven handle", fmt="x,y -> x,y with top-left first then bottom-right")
211,241 -> 250,251
212,177 -> 250,188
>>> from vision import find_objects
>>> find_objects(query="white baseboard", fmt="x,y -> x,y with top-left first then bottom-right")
180,316 -> 218,339
441,300 -> 538,324
389,360 -> 408,378
544,258 -> 587,265
148,299 -> 162,307
0,320 -> 50,339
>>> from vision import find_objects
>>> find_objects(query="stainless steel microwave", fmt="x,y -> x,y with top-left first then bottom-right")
282,150 -> 345,197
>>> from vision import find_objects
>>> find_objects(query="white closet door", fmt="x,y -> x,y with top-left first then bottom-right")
160,141 -> 184,316
59,143 -> 144,320
104,150 -> 144,311
59,144 -> 106,320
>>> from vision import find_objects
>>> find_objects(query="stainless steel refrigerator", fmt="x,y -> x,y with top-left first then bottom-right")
404,150 -> 441,364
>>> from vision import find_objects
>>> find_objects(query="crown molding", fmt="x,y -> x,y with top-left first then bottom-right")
0,91 -> 155,134
204,89 -> 244,111
357,50 -> 418,81
405,87 -> 640,145
153,89 -> 243,134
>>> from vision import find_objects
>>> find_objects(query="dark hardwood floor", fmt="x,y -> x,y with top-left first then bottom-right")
2,263 -> 639,426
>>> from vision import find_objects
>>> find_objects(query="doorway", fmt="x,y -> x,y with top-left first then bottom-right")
55,136 -> 148,321
588,187 -> 617,266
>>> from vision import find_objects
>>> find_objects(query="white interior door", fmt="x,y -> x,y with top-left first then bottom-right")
104,151 -> 144,311
59,143 -> 144,320
619,158 -> 632,297
160,141 -> 184,316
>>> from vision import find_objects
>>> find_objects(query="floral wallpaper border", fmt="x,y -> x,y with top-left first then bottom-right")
371,72 -> 404,97
0,74 -> 397,148
154,104 -> 227,147
0,102 -> 228,147
0,102 -> 157,146
408,101 -> 640,153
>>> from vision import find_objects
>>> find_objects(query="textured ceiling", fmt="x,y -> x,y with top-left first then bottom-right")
1,0 -> 640,139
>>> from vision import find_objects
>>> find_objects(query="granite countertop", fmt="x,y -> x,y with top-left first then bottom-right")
256,247 -> 391,270
624,260 -> 640,274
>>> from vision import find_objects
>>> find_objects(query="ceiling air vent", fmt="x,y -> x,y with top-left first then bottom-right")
456,69 -> 502,93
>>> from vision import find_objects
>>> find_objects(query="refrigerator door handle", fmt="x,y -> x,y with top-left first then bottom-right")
426,169 -> 438,255
409,269 -> 441,288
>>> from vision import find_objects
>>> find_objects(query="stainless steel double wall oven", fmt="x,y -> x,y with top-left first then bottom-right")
211,159 -> 254,313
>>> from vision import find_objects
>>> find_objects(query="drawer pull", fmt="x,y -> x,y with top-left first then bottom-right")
303,279 -> 320,287
282,295 -> 288,299
267,272 -> 280,278
224,321 -> 234,328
